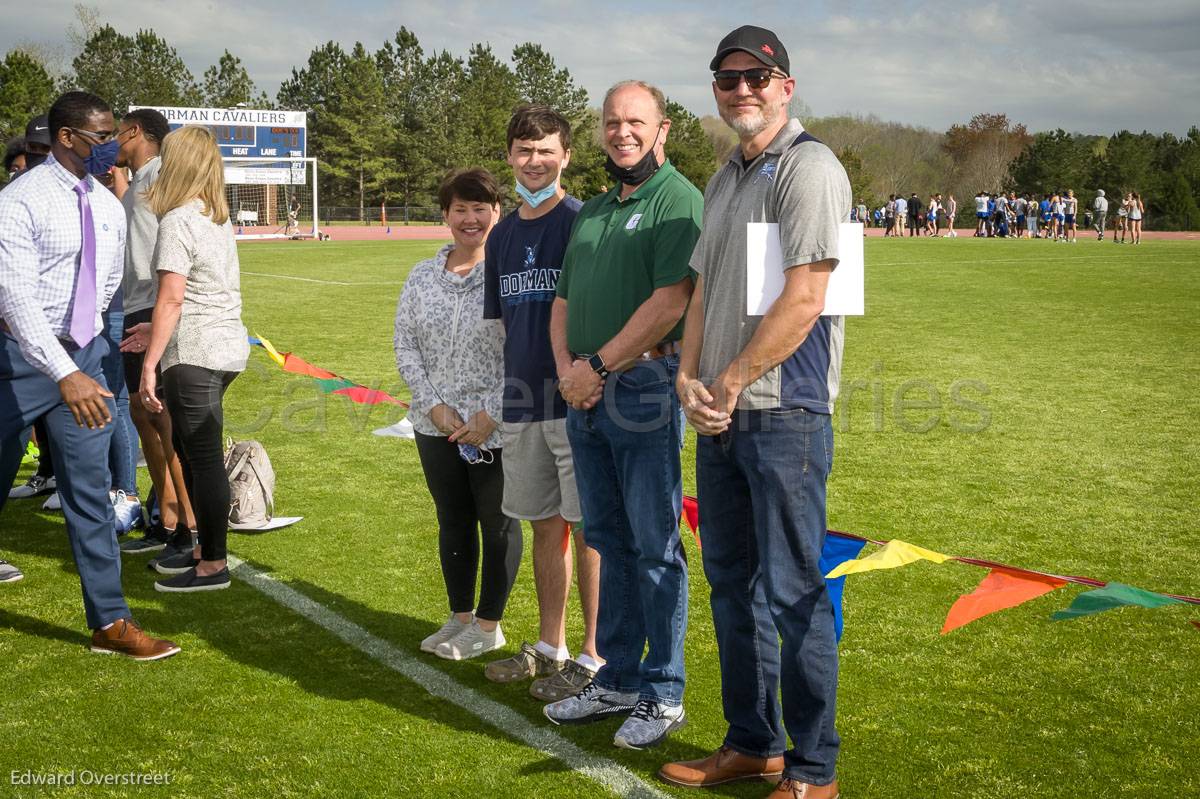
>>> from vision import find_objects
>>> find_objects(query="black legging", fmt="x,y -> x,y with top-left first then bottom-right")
163,364 -> 236,562
413,431 -> 521,621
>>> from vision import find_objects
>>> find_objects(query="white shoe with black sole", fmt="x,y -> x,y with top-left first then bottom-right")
543,682 -> 639,726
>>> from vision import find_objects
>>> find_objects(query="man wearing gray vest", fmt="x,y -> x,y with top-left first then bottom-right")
660,26 -> 849,799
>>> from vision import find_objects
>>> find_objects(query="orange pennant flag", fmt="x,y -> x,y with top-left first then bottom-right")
942,568 -> 1067,634
331,386 -> 406,406
283,353 -> 339,380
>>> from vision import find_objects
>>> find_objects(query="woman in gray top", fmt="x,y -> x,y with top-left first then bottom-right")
139,125 -> 249,593
394,168 -> 520,662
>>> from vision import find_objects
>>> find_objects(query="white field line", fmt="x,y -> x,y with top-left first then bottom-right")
227,556 -> 669,799
241,270 -> 402,286
871,252 -> 1162,267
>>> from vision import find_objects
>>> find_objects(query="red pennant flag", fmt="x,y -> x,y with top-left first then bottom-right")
283,353 -> 339,380
942,568 -> 1067,634
331,386 -> 406,405
681,495 -> 701,550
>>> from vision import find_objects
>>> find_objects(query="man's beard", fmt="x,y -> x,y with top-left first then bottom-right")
721,101 -> 780,138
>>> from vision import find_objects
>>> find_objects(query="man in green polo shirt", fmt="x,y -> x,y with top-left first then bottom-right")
542,79 -> 702,751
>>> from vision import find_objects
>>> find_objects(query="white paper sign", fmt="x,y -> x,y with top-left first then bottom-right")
746,222 -> 864,316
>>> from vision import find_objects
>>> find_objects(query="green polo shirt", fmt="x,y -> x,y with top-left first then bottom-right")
557,160 -> 703,354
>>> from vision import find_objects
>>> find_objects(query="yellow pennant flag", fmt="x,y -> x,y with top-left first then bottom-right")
255,334 -> 287,368
825,539 -> 953,579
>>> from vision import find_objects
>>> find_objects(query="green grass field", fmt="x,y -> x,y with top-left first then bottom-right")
2,236 -> 1198,798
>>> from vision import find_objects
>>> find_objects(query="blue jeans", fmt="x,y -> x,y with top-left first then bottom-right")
696,407 -> 839,785
566,355 -> 687,705
101,295 -> 137,495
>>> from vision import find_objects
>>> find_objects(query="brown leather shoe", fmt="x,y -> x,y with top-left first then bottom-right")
90,619 -> 180,661
768,777 -> 840,798
659,745 -> 785,787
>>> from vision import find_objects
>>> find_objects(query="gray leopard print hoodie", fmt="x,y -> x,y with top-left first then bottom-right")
394,243 -> 505,448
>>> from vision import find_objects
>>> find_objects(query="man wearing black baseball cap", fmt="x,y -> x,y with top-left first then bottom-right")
23,114 -> 52,170
662,25 -> 849,799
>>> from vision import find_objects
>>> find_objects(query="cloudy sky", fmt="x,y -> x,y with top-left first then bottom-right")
6,0 -> 1199,134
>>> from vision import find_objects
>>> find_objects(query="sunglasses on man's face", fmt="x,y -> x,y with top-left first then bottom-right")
713,68 -> 787,92
69,127 -> 119,144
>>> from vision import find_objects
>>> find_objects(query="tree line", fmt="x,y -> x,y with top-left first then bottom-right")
1,14 -> 1197,228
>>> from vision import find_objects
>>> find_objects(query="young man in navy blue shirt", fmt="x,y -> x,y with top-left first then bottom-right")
482,105 -> 602,700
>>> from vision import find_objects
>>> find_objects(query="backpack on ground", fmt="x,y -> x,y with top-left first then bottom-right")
224,439 -> 275,527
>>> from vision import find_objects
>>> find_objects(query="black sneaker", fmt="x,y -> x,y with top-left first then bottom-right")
154,566 -> 230,593
148,527 -> 195,571
153,549 -> 200,575
120,524 -> 171,554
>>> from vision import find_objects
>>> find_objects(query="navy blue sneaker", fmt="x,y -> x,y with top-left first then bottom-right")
155,567 -> 230,593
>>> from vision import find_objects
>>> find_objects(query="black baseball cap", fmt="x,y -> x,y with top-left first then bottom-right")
710,25 -> 790,75
25,115 -> 51,147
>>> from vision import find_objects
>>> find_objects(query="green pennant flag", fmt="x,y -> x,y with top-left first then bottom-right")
313,377 -> 358,394
21,440 -> 39,465
1050,582 -> 1185,621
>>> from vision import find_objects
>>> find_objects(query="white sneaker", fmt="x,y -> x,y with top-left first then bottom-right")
0,559 -> 23,583
544,681 -> 639,725
110,490 -> 143,535
420,614 -> 471,654
42,492 -> 61,511
434,621 -> 505,660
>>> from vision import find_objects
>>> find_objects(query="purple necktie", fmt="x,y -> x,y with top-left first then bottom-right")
69,178 -> 97,347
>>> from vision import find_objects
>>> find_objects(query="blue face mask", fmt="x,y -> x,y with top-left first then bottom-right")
514,178 -> 559,209
83,139 -> 119,177
457,443 -> 494,465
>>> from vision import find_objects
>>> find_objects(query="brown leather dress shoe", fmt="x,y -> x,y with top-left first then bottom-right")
90,619 -> 181,661
768,777 -> 840,798
659,745 -> 785,787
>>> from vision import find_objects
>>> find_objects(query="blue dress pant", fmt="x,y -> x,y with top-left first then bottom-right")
0,334 -> 130,629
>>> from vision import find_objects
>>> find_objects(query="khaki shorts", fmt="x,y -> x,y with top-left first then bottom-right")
500,418 -> 582,523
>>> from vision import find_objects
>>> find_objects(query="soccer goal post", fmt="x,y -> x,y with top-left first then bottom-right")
223,156 -> 321,241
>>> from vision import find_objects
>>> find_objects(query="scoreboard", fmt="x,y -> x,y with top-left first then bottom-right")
127,106 -> 307,184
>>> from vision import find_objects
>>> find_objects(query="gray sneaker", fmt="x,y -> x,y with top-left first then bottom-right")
0,559 -> 23,584
420,614 -> 471,654
531,658 -> 597,702
9,474 -> 54,499
434,621 -> 505,661
543,681 -> 638,725
485,642 -> 562,683
613,699 -> 686,750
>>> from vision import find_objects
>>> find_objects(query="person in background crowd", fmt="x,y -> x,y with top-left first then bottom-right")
974,191 -> 987,236
884,194 -> 895,236
110,108 -> 198,559
4,137 -> 26,180
1038,194 -> 1052,238
924,194 -> 939,236
1064,189 -> 1078,243
395,168 -> 521,659
943,193 -> 957,237
1128,191 -> 1144,244
894,193 -> 907,237
139,125 -> 250,594
543,79 -> 700,751
0,91 -> 179,659
480,104 -> 603,701
1114,193 -> 1129,243
1092,189 -> 1108,240
660,25 -> 850,798
906,192 -> 920,236
1014,192 -> 1027,238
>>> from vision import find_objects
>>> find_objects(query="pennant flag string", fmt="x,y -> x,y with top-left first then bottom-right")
249,335 -> 409,408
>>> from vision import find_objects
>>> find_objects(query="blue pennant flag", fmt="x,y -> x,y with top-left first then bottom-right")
820,535 -> 869,641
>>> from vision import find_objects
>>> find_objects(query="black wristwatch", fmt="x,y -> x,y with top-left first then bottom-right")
587,353 -> 609,378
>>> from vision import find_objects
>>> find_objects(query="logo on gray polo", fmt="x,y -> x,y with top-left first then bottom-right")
756,162 -> 777,183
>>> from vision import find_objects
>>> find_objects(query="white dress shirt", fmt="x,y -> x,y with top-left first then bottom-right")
0,155 -> 126,381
